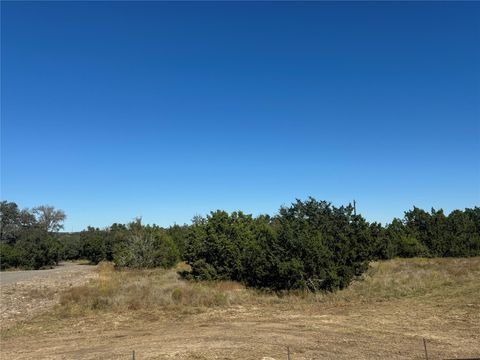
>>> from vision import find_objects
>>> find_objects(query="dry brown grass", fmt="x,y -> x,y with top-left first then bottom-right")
319,257 -> 480,305
57,262 -> 285,317
2,257 -> 479,359
55,257 -> 480,316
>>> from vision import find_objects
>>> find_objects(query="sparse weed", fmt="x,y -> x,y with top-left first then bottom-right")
56,257 -> 480,317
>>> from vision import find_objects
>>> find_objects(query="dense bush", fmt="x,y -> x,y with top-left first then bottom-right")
396,236 -> 429,258
185,199 -> 376,291
185,200 -> 480,291
81,227 -> 108,264
58,232 -> 83,260
2,198 -> 479,293
0,243 -> 21,268
0,230 -> 63,270
167,224 -> 190,257
0,201 -> 65,270
80,219 -> 180,269
381,207 -> 480,259
112,230 -> 179,269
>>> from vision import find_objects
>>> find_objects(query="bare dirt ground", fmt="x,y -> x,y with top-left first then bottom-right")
1,258 -> 479,359
0,262 -> 97,330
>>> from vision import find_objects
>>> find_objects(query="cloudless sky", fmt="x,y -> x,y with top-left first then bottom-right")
1,1 -> 479,231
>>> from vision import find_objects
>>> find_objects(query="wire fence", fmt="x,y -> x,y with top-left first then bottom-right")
126,338 -> 480,360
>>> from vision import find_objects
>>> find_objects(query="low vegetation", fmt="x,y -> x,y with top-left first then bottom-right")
184,198 -> 480,291
57,262 -> 240,316
2,257 -> 478,359
55,256 -> 480,318
1,198 -> 479,294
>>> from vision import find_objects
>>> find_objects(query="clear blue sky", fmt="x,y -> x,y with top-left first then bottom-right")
1,2 -> 479,231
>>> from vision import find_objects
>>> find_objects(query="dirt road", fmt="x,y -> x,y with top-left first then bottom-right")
0,262 -> 93,285
0,262 -> 96,329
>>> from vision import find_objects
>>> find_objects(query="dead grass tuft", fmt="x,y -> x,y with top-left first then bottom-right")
25,287 -> 57,300
307,257 -> 480,308
2,257 -> 479,359
56,257 -> 480,317
56,262 -> 248,316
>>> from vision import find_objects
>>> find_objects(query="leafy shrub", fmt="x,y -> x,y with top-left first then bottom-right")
396,236 -> 429,258
58,233 -> 83,260
13,233 -> 62,269
185,198 -> 376,291
81,227 -> 107,264
112,232 -> 178,269
80,220 -> 180,269
190,259 -> 218,280
0,243 -> 20,269
3,198 -> 479,279
0,201 -> 65,270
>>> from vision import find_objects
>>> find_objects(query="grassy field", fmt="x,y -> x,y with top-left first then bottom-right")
1,257 -> 479,359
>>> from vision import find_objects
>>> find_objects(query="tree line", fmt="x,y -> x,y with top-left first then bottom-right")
0,201 -> 66,269
1,199 -> 479,291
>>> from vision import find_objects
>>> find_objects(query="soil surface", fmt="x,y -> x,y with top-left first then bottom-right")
1,299 -> 479,360
0,263 -> 93,285
1,259 -> 479,359
0,262 -> 96,329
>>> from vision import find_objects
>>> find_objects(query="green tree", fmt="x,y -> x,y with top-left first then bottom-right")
81,227 -> 107,264
32,205 -> 66,233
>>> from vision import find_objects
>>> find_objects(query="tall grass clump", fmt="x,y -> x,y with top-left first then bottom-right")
57,262 -> 256,316
57,257 -> 480,317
